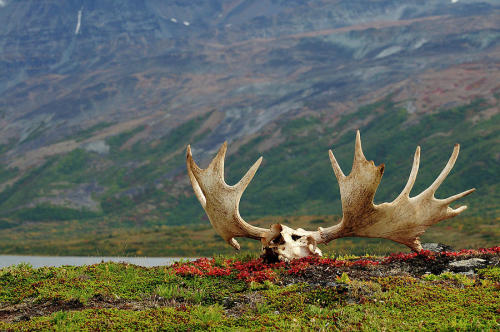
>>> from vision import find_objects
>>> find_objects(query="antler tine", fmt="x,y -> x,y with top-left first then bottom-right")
186,143 -> 272,251
207,141 -> 228,180
353,130 -> 367,163
186,145 -> 206,208
397,146 -> 420,199
328,149 -> 345,181
235,156 -> 263,197
442,188 -> 476,206
420,144 -> 460,197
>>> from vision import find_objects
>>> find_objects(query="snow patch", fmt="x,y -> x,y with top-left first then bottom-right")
75,8 -> 83,35
413,38 -> 427,50
375,46 -> 403,59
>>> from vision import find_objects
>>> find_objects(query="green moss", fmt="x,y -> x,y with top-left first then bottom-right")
422,272 -> 475,286
478,266 -> 500,282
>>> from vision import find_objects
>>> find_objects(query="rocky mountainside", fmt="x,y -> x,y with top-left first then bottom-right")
0,0 -> 498,249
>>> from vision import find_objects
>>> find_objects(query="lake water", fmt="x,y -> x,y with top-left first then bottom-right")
0,255 -> 195,268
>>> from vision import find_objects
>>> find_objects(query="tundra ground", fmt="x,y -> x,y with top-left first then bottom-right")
1,247 -> 498,331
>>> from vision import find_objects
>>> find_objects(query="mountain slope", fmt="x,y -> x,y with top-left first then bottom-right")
0,0 -> 498,254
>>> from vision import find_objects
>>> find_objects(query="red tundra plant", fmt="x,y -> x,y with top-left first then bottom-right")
172,258 -> 231,277
173,257 -> 283,282
288,261 -> 310,274
352,259 -> 380,267
233,258 -> 282,282
237,268 -> 277,283
441,246 -> 500,257
173,264 -> 204,276
232,258 -> 285,272
173,247 -> 500,279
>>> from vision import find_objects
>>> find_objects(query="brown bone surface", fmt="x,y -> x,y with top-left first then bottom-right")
186,131 -> 475,261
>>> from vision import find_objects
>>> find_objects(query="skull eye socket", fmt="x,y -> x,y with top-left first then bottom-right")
291,234 -> 301,241
270,234 -> 285,245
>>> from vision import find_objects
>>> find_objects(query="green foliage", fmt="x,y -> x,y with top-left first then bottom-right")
422,272 -> 474,286
0,262 -> 179,304
101,196 -> 135,214
0,165 -> 18,184
478,266 -> 500,282
13,203 -> 100,222
0,158 -> 57,212
336,272 -> 351,284
0,219 -> 16,230
56,149 -> 89,175
155,283 -> 207,304
282,115 -> 320,135
306,285 -> 348,307
336,96 -> 393,129
107,126 -> 145,150
0,306 -> 231,331
96,113 -> 212,217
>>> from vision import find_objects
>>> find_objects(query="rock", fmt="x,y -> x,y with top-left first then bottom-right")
222,297 -> 235,309
449,258 -> 487,272
421,243 -> 454,252
84,140 -> 110,154
458,270 -> 475,276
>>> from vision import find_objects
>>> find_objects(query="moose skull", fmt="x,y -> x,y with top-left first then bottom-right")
264,224 -> 322,262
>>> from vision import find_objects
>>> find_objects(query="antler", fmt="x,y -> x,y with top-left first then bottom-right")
186,131 -> 475,260
186,143 -> 276,250
319,130 -> 475,251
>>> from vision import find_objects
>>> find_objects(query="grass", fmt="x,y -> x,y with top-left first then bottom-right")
0,214 -> 497,257
0,252 -> 498,331
0,213 -> 498,257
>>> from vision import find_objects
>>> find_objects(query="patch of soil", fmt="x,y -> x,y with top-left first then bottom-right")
0,294 -> 182,323
0,298 -> 83,323
223,292 -> 265,318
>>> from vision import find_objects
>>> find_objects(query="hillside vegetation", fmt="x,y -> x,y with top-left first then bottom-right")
0,96 -> 498,256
